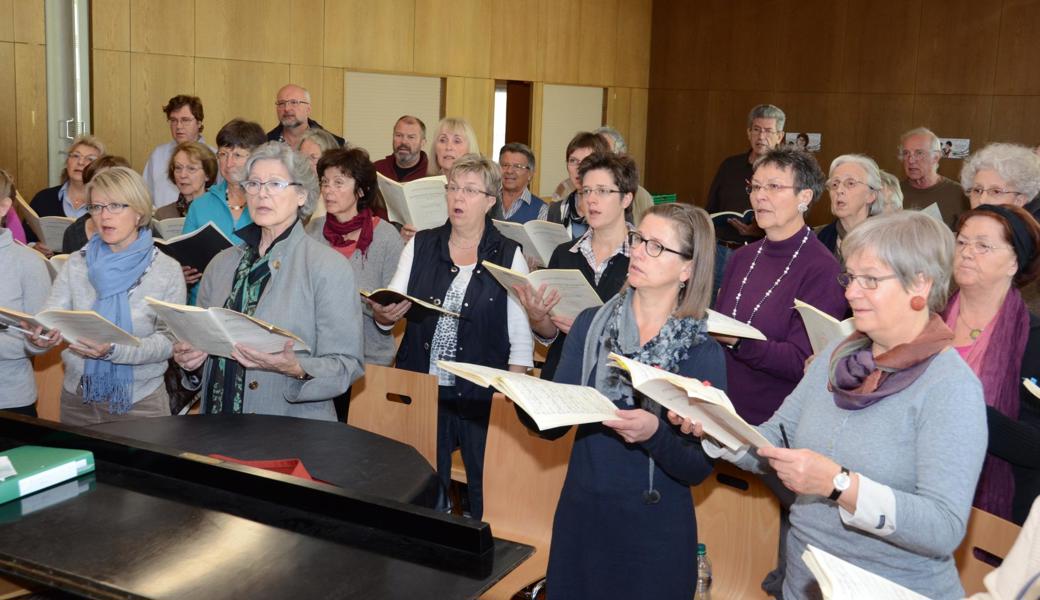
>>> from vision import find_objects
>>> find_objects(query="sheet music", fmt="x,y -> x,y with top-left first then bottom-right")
794,299 -> 855,355
706,309 -> 767,341
40,217 -> 74,250
803,545 -> 930,600
402,178 -> 448,230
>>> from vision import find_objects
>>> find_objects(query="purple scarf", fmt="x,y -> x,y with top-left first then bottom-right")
828,313 -> 953,409
942,289 -> 1029,520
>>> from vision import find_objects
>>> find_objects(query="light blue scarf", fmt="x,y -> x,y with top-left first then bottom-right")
82,228 -> 154,413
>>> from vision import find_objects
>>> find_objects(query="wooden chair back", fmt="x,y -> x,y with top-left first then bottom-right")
691,462 -> 781,600
954,507 -> 1022,596
347,364 -> 438,470
479,393 -> 575,600
33,348 -> 64,421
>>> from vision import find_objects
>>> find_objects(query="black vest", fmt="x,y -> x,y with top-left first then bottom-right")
395,219 -> 521,407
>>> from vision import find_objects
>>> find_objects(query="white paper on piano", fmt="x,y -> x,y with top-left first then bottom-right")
802,544 -> 931,600
608,353 -> 772,451
436,360 -> 618,430
793,299 -> 856,355
705,309 -> 766,340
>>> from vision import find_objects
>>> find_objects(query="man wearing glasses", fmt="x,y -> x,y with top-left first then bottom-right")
143,94 -> 214,210
706,104 -> 787,215
498,142 -> 544,223
267,84 -> 345,149
897,126 -> 967,227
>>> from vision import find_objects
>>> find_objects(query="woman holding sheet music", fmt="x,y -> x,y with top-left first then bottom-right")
25,167 -> 186,425
678,211 -> 988,600
172,142 -> 364,421
0,168 -> 51,416
28,134 -> 106,257
520,203 -> 724,599
515,152 -> 634,382
941,204 -> 1040,525
370,153 -> 533,520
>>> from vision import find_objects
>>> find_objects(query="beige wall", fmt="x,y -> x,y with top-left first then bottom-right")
0,0 -> 47,200
76,0 -> 651,196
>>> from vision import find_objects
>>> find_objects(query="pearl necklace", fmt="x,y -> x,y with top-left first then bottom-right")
730,227 -> 811,325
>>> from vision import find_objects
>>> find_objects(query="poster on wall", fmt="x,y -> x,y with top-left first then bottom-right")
939,138 -> 971,159
785,132 -> 822,153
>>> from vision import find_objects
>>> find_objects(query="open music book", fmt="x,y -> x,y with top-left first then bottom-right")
919,202 -> 944,224
361,289 -> 461,320
705,309 -> 767,340
152,217 -> 186,240
482,261 -> 602,321
608,353 -> 772,451
802,545 -> 930,600
436,361 -> 618,430
0,306 -> 139,347
154,222 -> 234,272
377,173 -> 448,231
145,297 -> 310,358
793,299 -> 855,355
30,249 -> 69,282
15,193 -> 73,250
492,219 -> 571,267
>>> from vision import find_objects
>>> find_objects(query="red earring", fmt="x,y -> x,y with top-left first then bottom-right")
910,296 -> 927,311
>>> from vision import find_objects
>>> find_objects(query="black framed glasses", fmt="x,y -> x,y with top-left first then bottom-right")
628,231 -> 692,259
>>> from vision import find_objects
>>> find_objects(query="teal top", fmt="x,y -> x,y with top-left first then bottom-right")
182,181 -> 251,304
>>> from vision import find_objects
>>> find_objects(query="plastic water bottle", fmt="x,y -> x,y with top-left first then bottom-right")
694,543 -> 712,599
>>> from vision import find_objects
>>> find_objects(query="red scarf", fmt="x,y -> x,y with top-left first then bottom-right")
323,208 -> 375,256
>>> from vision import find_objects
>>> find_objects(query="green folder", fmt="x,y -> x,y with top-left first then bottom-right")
0,446 -> 96,505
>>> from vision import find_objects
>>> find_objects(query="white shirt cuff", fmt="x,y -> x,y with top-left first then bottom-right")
838,473 -> 897,537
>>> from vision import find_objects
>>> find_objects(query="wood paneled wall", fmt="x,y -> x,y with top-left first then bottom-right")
6,0 -> 651,193
646,0 -> 1040,225
0,0 -> 47,199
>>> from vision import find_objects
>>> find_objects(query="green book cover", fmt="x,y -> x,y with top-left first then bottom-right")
0,446 -> 96,505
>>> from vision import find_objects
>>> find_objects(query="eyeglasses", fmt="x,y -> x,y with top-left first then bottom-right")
241,179 -> 302,195
500,162 -> 531,172
955,237 -> 1013,255
173,164 -> 202,174
217,150 -> 251,162
746,182 -> 798,195
445,184 -> 493,199
86,202 -> 131,215
275,99 -> 310,108
967,187 -> 1022,201
579,187 -> 622,199
320,177 -> 353,191
167,117 -> 197,126
899,149 -> 935,161
628,231 -> 692,259
567,157 -> 585,167
68,152 -> 98,163
750,126 -> 778,136
836,272 -> 900,290
826,179 -> 876,192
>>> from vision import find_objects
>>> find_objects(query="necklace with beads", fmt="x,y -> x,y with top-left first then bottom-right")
730,227 -> 811,325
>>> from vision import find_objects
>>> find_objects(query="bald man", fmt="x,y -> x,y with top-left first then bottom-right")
266,84 -> 345,148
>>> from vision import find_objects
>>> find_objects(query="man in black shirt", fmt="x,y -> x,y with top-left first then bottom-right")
706,103 -> 786,215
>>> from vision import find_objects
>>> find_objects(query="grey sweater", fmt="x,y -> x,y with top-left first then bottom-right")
0,230 -> 52,408
733,343 -> 987,600
305,216 -> 403,366
43,245 -> 186,404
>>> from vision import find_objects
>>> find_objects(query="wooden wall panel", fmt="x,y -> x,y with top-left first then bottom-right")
445,77 -> 495,154
490,0 -> 545,82
129,53 -> 195,171
774,0 -> 847,93
13,0 -> 44,45
649,0 -> 713,92
614,0 -> 652,88
989,96 -> 1040,148
542,0 -> 582,84
576,0 -> 618,87
92,50 -> 132,162
130,0 -> 194,56
0,1 -> 14,42
995,0 -> 1040,95
414,0 -> 492,78
644,89 -> 710,205
321,67 -> 345,140
290,0 -> 324,66
92,0 -> 130,51
14,43 -> 46,198
194,58 -> 289,140
529,83 -> 544,194
706,1 -> 782,92
195,1 -> 282,63
288,64 -> 326,124
841,0 -> 920,94
0,43 -> 17,180
322,0 -> 414,72
605,87 -> 647,175
913,94 -> 995,181
916,0 -> 1000,95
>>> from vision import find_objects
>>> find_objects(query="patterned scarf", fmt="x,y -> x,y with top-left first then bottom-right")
83,229 -> 155,413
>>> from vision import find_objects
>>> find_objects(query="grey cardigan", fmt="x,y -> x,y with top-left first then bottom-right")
0,230 -> 52,408
305,216 -> 403,366
43,243 -> 186,404
195,221 -> 364,421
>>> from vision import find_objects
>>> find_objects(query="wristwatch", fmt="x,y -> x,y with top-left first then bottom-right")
828,466 -> 851,501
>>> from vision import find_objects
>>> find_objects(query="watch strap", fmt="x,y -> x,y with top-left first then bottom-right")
828,466 -> 850,501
